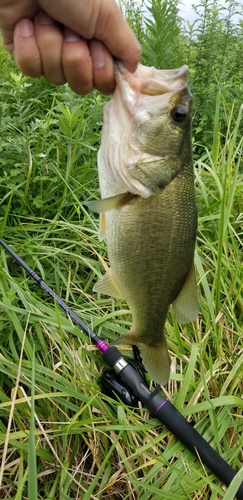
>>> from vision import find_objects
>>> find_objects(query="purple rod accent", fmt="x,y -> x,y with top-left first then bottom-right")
155,400 -> 167,413
97,340 -> 109,352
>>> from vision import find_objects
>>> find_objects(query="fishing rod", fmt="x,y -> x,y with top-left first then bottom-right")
1,237 -> 243,499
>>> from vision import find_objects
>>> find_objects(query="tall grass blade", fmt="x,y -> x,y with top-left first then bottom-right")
28,347 -> 38,500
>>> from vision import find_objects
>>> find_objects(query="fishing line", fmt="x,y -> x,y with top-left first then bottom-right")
0,238 -> 242,499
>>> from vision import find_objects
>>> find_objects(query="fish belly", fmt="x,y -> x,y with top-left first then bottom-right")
102,169 -> 197,344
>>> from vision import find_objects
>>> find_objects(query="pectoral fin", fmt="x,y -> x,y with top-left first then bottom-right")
93,268 -> 124,299
172,264 -> 199,324
85,192 -> 134,214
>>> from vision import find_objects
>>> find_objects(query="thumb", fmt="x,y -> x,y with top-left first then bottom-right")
38,0 -> 141,72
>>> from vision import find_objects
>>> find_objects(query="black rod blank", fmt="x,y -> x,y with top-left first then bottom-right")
116,362 -> 243,499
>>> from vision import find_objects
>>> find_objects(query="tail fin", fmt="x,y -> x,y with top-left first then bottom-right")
114,332 -> 170,386
140,338 -> 170,386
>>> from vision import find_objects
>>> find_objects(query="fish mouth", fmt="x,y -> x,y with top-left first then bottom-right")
115,62 -> 188,94
100,62 -> 192,199
114,62 -> 191,114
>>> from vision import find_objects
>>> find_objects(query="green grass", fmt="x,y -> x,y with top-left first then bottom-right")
0,51 -> 242,499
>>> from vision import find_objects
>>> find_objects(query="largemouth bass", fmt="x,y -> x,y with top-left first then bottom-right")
86,63 -> 199,385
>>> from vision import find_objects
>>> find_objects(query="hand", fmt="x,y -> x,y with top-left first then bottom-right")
0,0 -> 141,94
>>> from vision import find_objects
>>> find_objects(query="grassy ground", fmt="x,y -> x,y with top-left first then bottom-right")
0,52 -> 242,499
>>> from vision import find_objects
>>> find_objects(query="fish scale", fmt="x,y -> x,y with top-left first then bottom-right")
105,168 -> 197,337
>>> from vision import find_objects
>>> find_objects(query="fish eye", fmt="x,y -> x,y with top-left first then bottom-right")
171,106 -> 188,125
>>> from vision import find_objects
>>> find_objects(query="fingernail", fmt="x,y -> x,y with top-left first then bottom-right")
64,27 -> 80,42
90,41 -> 106,68
38,10 -> 54,25
17,19 -> 34,37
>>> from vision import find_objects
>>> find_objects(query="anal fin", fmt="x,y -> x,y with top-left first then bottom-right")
98,213 -> 106,241
172,263 -> 199,324
140,338 -> 170,386
93,268 -> 124,299
114,331 -> 170,386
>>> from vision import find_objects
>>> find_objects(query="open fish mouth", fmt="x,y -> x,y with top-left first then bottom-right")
114,62 -> 190,114
100,62 -> 192,198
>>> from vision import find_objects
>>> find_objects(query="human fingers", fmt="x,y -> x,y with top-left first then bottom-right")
0,0 -> 38,52
14,11 -> 66,84
13,13 -> 114,94
89,40 -> 115,94
62,33 -> 115,95
34,10 -> 65,85
62,28 -> 93,95
13,18 -> 42,77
